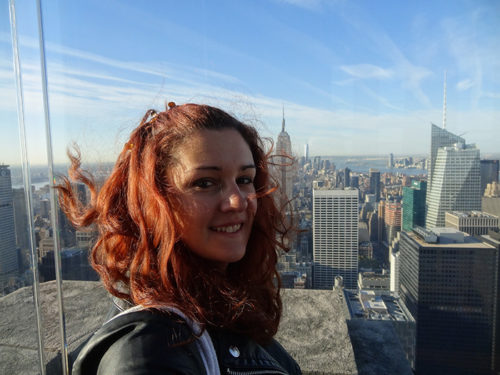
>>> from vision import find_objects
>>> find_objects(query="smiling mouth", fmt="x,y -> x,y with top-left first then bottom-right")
211,224 -> 243,233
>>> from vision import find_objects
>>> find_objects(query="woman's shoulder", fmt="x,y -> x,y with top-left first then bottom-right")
263,338 -> 302,375
72,309 -> 205,375
72,308 -> 301,375
209,329 -> 302,375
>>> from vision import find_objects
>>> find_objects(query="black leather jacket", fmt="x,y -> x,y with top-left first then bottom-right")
72,308 -> 301,375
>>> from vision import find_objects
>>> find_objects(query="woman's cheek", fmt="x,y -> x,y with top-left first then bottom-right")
249,197 -> 258,217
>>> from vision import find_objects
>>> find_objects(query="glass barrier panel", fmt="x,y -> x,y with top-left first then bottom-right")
1,0 -> 48,374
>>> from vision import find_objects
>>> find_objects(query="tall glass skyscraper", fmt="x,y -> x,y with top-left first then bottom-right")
425,124 -> 480,229
426,124 -> 464,224
427,124 -> 465,185
0,165 -> 19,285
425,142 -> 481,228
313,189 -> 358,289
402,180 -> 427,231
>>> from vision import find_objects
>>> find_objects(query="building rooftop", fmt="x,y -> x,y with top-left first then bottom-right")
359,272 -> 389,280
408,229 -> 494,249
446,210 -> 498,219
362,298 -> 387,312
346,291 -> 409,323
313,187 -> 359,194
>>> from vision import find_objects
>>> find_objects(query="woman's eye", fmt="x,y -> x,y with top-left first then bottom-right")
193,179 -> 216,189
237,176 -> 254,185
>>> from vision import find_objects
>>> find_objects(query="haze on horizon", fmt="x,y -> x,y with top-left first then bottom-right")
1,0 -> 499,166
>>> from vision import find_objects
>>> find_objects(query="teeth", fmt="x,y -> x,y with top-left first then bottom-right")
213,224 -> 242,233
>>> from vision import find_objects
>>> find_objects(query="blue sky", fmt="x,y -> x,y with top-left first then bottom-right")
1,0 -> 499,165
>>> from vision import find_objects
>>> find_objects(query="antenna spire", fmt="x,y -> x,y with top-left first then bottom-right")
442,70 -> 447,129
282,105 -> 285,132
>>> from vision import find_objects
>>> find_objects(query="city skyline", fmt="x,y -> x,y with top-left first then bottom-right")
1,0 -> 499,165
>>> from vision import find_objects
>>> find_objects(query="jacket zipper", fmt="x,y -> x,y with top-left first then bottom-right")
226,369 -> 288,375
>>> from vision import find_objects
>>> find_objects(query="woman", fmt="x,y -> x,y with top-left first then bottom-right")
58,103 -> 301,374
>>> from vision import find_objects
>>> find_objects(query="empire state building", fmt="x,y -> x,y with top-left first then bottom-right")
276,109 -> 293,206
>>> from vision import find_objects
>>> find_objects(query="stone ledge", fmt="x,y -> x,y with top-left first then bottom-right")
0,281 -> 110,374
277,289 -> 357,375
2,282 -> 416,375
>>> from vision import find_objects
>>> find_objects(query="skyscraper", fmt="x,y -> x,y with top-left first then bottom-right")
12,188 -> 29,251
313,189 -> 358,289
0,165 -> 19,284
389,232 -> 400,294
480,230 -> 500,373
276,108 -> 293,205
303,143 -> 309,161
425,140 -> 481,228
428,124 -> 465,183
368,211 -> 378,243
384,200 -> 401,245
349,175 -> 358,189
388,153 -> 394,168
369,168 -> 381,201
377,200 -> 385,245
426,124 -> 465,220
398,227 -> 500,374
480,159 -> 499,195
402,180 -> 427,231
343,167 -> 350,188
74,182 -> 88,206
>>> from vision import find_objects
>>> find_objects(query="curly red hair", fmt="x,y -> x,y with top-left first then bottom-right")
57,103 -> 289,342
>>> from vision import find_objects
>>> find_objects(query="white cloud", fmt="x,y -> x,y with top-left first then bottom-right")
337,6 -> 433,107
340,64 -> 393,79
456,79 -> 475,91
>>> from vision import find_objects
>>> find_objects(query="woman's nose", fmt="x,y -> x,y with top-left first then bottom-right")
220,185 -> 248,211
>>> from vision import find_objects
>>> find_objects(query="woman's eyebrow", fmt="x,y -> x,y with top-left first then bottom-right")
193,164 -> 256,171
195,166 -> 221,171
241,164 -> 256,171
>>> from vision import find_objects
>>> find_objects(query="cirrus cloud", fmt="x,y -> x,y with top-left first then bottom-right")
340,64 -> 393,79
456,78 -> 475,91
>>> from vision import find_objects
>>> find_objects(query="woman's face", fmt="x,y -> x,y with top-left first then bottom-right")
170,128 -> 258,268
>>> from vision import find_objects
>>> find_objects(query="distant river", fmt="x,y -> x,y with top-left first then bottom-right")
350,167 -> 426,175
323,156 -> 427,176
331,162 -> 426,176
